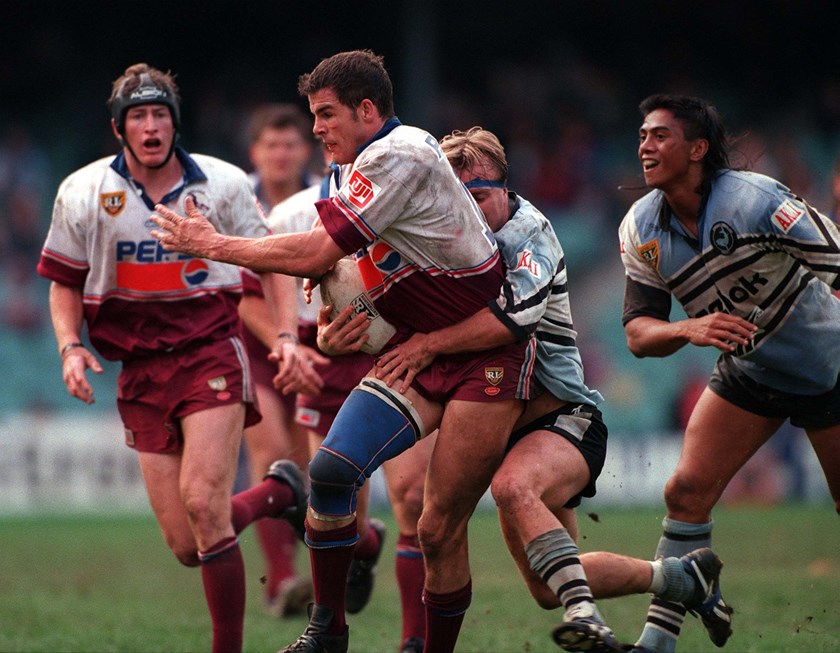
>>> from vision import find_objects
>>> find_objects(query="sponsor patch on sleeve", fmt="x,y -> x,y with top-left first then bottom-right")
515,250 -> 540,277
347,170 -> 379,209
771,199 -> 804,233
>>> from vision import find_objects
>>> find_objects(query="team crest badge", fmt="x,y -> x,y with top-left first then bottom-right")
101,191 -> 126,217
636,240 -> 660,271
710,221 -> 736,255
208,376 -> 228,391
186,190 -> 211,214
347,170 -> 377,209
484,367 -> 504,396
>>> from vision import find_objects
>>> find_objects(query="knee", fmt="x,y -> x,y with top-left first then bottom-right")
417,509 -> 450,562
388,477 -> 425,523
162,532 -> 200,567
663,471 -> 719,516
491,467 -> 532,513
308,448 -> 362,517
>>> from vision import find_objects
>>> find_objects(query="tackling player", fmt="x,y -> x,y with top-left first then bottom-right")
373,127 -> 726,653
37,63 -> 308,653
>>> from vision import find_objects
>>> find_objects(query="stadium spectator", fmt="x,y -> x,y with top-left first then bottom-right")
610,93 -> 840,652
36,63 -> 311,653
236,103 -> 322,617
151,49 -> 532,653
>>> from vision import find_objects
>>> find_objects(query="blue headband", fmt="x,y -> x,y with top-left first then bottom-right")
464,177 -> 506,189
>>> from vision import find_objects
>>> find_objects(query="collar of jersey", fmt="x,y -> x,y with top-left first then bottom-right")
356,116 -> 402,156
111,147 -> 208,209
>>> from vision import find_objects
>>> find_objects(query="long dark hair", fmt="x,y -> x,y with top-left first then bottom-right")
639,93 -> 731,189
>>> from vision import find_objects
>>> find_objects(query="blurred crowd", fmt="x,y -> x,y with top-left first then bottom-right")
3,57 -> 840,448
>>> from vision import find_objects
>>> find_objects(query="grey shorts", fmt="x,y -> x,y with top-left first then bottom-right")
507,402 -> 607,508
709,355 -> 840,430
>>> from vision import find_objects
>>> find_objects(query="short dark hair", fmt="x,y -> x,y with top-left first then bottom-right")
246,103 -> 313,145
298,49 -> 394,118
639,93 -> 730,183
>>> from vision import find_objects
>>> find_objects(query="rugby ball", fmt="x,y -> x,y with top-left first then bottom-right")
319,257 -> 396,355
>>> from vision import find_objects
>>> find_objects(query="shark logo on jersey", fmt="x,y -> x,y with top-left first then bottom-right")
101,191 -> 127,217
772,199 -> 804,233
185,190 -> 211,213
347,170 -> 378,209
711,221 -> 736,255
636,240 -> 660,271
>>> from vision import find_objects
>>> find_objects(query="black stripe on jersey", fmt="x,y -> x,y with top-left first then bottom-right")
536,330 -> 576,347
673,248 -> 768,305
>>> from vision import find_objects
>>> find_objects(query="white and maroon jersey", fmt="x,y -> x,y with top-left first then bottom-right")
619,169 -> 840,394
316,118 -> 503,334
494,194 -> 603,406
38,148 -> 268,361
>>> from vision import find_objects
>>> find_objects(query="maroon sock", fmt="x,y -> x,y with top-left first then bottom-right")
199,536 -> 245,653
306,518 -> 358,635
255,518 -> 297,598
353,518 -> 381,560
396,533 -> 426,642
422,579 -> 472,653
230,477 -> 295,533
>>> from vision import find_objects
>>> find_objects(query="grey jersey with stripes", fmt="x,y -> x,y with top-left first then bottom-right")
493,194 -> 603,406
620,170 -> 840,394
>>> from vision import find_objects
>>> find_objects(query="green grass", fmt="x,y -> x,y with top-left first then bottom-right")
0,504 -> 837,652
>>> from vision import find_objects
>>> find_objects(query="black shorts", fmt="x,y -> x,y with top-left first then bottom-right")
507,402 -> 607,508
710,355 -> 840,430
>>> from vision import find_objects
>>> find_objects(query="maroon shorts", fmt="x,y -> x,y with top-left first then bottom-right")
117,337 -> 261,454
241,325 -> 296,414
295,323 -> 375,437
410,339 -> 534,404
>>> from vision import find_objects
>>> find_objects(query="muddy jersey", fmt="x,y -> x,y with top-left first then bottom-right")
37,148 -> 268,361
619,169 -> 840,394
493,193 -> 603,405
316,118 -> 503,335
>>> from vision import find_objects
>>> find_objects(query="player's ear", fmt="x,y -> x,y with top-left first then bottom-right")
358,99 -> 378,123
690,138 -> 709,162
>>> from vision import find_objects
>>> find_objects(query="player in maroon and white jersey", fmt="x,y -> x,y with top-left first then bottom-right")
151,50 -> 533,653
37,63 -> 311,653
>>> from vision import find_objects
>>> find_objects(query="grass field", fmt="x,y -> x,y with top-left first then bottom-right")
0,504 -> 837,653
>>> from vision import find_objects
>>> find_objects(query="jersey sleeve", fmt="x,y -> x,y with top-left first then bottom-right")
765,193 -> 840,291
618,205 -> 673,324
36,174 -> 90,287
318,139 -> 434,254
490,209 -> 561,341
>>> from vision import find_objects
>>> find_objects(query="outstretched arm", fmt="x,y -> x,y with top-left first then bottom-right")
151,195 -> 344,278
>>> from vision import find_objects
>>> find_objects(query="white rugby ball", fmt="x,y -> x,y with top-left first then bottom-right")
319,257 -> 396,355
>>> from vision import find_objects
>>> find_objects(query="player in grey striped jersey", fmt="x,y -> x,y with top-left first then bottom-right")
612,93 -> 840,652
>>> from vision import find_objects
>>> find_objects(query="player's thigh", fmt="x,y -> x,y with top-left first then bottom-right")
496,430 -> 588,510
425,399 -> 521,523
676,387 -> 783,491
806,423 -> 840,506
180,403 -> 245,502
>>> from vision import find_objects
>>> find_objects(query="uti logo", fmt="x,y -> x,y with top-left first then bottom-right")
116,239 -> 209,292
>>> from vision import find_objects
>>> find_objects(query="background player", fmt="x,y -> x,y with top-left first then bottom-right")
613,93 -> 840,652
37,63 -> 308,653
